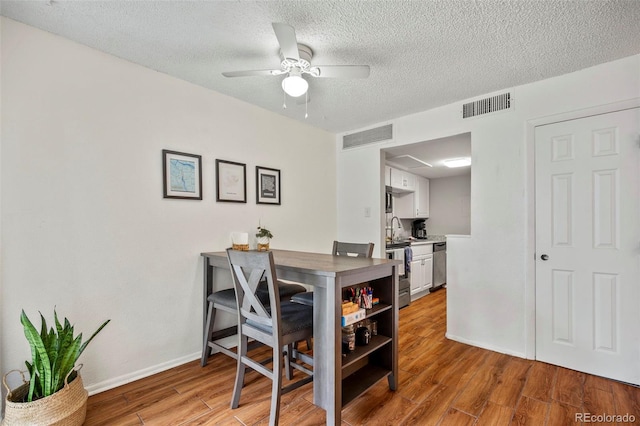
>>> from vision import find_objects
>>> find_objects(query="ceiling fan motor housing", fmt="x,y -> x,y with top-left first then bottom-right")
280,44 -> 313,74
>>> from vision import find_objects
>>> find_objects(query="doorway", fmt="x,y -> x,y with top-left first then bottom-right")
381,133 -> 472,241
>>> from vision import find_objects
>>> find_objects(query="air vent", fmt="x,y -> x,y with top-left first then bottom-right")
343,124 -> 393,149
463,92 -> 511,118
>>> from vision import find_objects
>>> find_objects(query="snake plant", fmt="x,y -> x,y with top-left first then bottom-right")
20,309 -> 110,402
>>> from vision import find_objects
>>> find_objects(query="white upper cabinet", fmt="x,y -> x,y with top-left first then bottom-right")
384,165 -> 391,187
393,191 -> 413,218
388,167 -> 415,192
414,176 -> 430,218
404,172 -> 416,192
395,175 -> 429,219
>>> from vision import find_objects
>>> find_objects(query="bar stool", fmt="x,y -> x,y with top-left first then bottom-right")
201,274 -> 307,366
227,249 -> 313,426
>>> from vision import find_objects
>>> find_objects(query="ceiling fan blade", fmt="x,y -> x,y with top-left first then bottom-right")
311,65 -> 370,78
222,69 -> 282,77
272,23 -> 300,61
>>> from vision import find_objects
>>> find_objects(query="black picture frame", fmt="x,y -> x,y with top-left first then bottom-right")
162,150 -> 202,200
216,159 -> 247,203
256,166 -> 281,205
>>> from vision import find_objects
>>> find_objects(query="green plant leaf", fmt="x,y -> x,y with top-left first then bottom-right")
49,313 -> 73,392
35,351 -> 48,400
55,334 -> 81,391
256,226 -> 274,239
79,319 -> 111,356
25,361 -> 36,402
54,309 -> 63,335
39,313 -> 52,360
21,310 -> 53,398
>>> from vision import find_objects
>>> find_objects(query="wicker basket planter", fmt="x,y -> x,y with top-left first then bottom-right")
2,369 -> 88,426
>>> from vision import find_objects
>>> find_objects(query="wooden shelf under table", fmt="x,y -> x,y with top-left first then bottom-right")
341,364 -> 392,407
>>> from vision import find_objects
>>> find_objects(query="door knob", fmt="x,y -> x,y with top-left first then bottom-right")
541,254 -> 549,261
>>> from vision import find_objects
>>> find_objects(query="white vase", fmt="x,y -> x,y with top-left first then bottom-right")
257,237 -> 270,251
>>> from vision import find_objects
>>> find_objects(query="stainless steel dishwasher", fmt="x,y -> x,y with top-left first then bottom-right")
433,242 -> 446,288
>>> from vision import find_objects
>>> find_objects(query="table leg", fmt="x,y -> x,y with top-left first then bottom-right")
388,264 -> 398,391
312,276 -> 341,425
203,257 -> 213,354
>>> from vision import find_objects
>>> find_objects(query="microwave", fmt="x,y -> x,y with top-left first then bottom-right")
385,189 -> 393,213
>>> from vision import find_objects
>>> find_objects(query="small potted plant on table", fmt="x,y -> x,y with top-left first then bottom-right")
256,226 -> 273,251
2,309 -> 110,426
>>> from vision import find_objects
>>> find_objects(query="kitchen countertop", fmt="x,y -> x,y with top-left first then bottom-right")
386,235 -> 446,249
410,240 -> 436,245
412,234 -> 446,245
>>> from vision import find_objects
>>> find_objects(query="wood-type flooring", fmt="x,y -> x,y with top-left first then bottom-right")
86,288 -> 640,425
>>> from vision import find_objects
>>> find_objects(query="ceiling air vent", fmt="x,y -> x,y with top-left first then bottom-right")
343,124 -> 393,149
463,92 -> 511,119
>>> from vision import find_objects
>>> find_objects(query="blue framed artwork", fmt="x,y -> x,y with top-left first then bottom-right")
162,150 -> 202,200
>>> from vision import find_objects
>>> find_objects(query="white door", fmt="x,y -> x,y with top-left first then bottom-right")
535,108 -> 640,385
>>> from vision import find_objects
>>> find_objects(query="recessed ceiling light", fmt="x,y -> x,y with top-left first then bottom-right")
443,158 -> 471,168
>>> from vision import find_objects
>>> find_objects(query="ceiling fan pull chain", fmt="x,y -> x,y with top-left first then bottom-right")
305,91 -> 308,118
283,89 -> 287,109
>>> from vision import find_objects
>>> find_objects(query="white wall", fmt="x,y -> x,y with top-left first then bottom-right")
0,16 -> 4,404
0,18 -> 337,394
336,145 -> 386,254
337,54 -> 640,357
428,173 -> 471,236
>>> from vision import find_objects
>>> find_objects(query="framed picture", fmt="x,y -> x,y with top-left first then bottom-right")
256,166 -> 281,205
216,159 -> 247,203
162,150 -> 202,200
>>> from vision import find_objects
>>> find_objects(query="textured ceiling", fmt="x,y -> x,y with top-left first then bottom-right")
2,0 -> 640,134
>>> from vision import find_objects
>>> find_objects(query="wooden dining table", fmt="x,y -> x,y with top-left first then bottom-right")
201,248 -> 400,425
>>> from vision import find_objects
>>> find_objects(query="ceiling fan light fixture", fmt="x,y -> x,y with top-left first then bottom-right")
282,72 -> 308,97
443,157 -> 471,168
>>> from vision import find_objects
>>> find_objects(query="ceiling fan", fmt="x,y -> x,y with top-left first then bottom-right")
222,23 -> 370,99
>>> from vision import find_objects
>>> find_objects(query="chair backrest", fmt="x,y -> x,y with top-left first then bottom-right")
332,241 -> 375,258
226,249 -> 281,336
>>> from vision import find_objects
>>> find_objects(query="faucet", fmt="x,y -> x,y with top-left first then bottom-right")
390,216 -> 401,242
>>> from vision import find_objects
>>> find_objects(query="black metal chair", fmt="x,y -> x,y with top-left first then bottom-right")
227,249 -> 313,426
201,260 -> 307,367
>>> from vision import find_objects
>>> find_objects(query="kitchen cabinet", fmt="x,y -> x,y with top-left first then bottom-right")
384,165 -> 391,186
389,167 -> 415,192
392,192 -> 413,218
415,176 -> 430,218
410,244 -> 433,296
395,175 -> 430,219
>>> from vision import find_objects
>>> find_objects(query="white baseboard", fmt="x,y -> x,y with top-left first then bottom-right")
85,351 -> 201,395
445,332 -> 527,359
